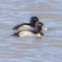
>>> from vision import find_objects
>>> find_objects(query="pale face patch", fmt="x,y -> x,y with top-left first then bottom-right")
42,27 -> 47,31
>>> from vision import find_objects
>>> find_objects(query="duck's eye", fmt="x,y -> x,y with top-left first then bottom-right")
39,24 -> 41,26
34,18 -> 37,20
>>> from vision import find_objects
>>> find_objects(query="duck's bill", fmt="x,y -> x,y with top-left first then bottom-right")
42,27 -> 47,31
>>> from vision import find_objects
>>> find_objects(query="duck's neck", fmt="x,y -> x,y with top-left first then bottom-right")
30,20 -> 37,27
30,23 -> 35,27
35,28 -> 41,33
35,25 -> 42,33
36,29 -> 41,33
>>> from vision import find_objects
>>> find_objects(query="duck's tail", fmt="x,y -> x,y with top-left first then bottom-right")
11,32 -> 19,37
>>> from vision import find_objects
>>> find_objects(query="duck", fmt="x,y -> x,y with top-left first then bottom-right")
13,22 -> 44,37
13,16 -> 39,31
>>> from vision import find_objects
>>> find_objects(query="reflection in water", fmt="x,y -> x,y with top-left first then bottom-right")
0,0 -> 62,62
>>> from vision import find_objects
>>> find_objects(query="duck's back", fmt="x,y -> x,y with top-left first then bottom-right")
13,23 -> 33,31
18,25 -> 33,31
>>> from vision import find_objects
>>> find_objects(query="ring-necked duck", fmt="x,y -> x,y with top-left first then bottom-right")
13,16 -> 39,31
13,22 -> 44,37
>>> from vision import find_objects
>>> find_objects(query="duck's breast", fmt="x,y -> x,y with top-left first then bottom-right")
19,31 -> 41,37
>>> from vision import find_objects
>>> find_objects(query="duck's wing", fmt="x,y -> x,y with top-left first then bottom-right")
13,23 -> 30,30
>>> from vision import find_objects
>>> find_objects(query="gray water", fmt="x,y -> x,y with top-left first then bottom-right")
0,0 -> 62,62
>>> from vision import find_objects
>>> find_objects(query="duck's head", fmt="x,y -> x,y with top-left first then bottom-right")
35,22 -> 44,32
30,16 -> 39,27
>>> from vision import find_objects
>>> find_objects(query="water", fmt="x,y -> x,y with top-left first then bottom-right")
0,0 -> 62,62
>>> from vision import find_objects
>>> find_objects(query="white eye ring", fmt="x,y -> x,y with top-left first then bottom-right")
34,18 -> 37,20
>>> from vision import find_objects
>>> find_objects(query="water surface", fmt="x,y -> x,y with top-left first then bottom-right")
0,0 -> 62,62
